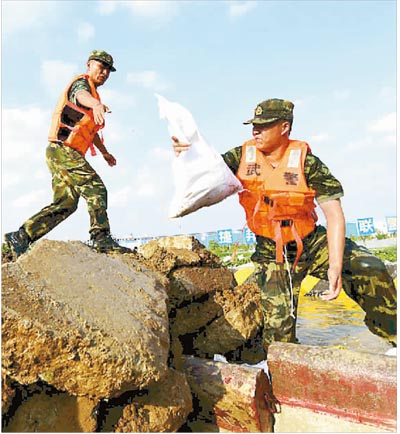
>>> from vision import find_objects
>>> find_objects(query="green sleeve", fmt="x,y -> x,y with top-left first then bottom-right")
222,146 -> 242,174
67,78 -> 91,108
304,154 -> 344,203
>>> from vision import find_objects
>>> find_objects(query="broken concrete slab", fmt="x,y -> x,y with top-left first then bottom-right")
170,297 -> 224,337
169,266 -> 236,307
139,236 -> 222,275
1,373 -> 16,416
268,342 -> 397,432
193,282 -> 263,356
184,356 -> 273,432
2,240 -> 170,399
98,369 -> 192,432
112,369 -> 192,433
3,388 -> 98,433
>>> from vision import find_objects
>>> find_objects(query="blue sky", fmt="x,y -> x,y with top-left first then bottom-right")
1,0 -> 396,242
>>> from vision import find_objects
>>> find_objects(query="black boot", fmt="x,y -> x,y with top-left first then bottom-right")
90,231 -> 131,254
4,227 -> 32,258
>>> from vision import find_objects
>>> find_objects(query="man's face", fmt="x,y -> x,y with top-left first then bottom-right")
252,121 -> 289,152
87,60 -> 111,87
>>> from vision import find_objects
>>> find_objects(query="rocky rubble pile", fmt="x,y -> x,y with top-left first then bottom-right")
2,236 -> 265,432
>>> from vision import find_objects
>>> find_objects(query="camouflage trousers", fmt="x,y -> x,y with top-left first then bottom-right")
249,226 -> 397,349
22,143 -> 110,242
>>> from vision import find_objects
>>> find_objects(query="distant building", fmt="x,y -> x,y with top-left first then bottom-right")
116,220 -> 395,249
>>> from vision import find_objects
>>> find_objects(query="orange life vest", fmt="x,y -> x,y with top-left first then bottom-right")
237,139 -> 317,268
48,74 -> 104,156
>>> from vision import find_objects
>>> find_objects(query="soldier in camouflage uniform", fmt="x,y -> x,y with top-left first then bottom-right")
4,50 -> 131,258
173,98 -> 396,349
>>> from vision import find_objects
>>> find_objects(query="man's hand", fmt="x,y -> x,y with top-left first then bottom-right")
172,136 -> 191,156
320,267 -> 342,300
319,199 -> 345,301
103,152 -> 116,167
76,90 -> 111,126
93,102 -> 111,126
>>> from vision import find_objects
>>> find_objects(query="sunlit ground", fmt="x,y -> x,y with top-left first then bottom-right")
235,267 -> 394,355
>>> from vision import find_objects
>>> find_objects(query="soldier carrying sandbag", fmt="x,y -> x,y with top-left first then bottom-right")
173,98 -> 397,351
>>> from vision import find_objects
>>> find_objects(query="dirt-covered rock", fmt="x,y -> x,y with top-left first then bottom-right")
2,240 -> 170,399
139,235 -> 222,275
3,386 -> 98,433
2,235 -> 266,432
168,266 -> 236,307
193,282 -> 263,356
98,368 -> 192,432
170,297 -> 224,337
1,373 -> 16,416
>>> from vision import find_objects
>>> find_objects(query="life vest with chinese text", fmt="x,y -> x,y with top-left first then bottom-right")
237,139 -> 317,268
48,74 -> 103,156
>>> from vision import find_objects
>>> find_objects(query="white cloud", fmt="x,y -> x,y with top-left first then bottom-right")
41,60 -> 79,97
97,0 -> 118,15
124,1 -> 180,19
76,21 -> 95,41
2,1 -> 59,34
309,132 -> 332,143
2,107 -> 49,161
109,186 -> 133,206
132,166 -> 158,198
97,0 -> 180,25
378,86 -> 396,103
332,90 -> 350,101
343,113 -> 396,153
225,1 -> 258,18
292,97 -> 313,108
100,88 -> 137,110
344,136 -> 373,152
367,112 -> 396,134
34,168 -> 49,181
148,146 -> 174,162
345,134 -> 395,152
127,70 -> 170,91
1,172 -> 22,190
11,189 -> 49,208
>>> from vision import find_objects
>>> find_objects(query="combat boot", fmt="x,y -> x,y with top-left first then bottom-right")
90,230 -> 131,254
4,227 -> 32,258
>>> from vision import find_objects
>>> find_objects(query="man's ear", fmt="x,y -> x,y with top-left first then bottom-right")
281,121 -> 291,135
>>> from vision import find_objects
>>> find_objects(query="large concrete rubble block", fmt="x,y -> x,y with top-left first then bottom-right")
184,356 -> 273,432
268,342 -> 397,432
139,235 -> 222,275
193,282 -> 263,356
114,369 -> 192,432
4,389 -> 98,432
2,373 -> 16,416
170,297 -> 224,337
169,266 -> 236,306
2,240 -> 170,399
116,254 -> 171,292
99,369 -> 192,433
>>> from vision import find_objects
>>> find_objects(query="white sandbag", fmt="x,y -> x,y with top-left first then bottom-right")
156,94 -> 242,218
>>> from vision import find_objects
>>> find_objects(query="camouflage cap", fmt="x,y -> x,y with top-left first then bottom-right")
88,50 -> 116,72
243,98 -> 294,125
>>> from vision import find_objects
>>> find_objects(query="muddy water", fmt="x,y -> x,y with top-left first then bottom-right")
235,267 -> 393,355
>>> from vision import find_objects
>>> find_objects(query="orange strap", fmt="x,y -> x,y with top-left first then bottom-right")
290,223 -> 304,271
273,221 -> 303,270
274,222 -> 284,264
89,143 -> 97,156
251,194 -> 264,230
